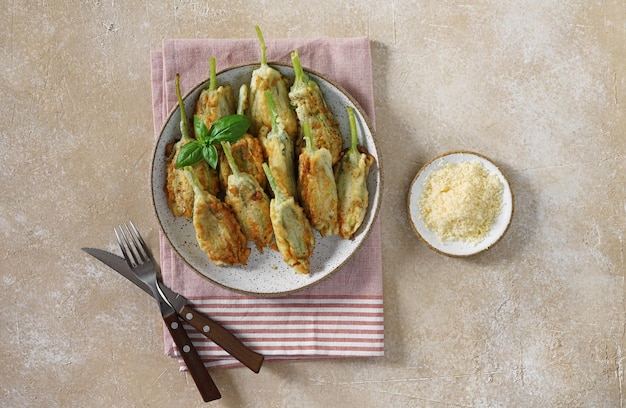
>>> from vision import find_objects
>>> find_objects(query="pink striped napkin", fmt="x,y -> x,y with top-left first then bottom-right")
150,37 -> 383,369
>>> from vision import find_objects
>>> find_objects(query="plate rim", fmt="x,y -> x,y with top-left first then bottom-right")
151,62 -> 383,296
407,150 -> 514,257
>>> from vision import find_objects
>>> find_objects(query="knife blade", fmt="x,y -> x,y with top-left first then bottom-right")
82,248 -> 220,401
82,247 -> 264,373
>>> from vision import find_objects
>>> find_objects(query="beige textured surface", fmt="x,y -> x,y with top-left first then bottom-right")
1,1 -> 624,407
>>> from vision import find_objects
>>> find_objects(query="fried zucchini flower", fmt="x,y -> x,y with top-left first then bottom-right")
334,106 -> 375,239
289,49 -> 343,166
262,90 -> 297,198
263,163 -> 315,275
297,121 -> 339,237
248,26 -> 298,141
222,141 -> 275,253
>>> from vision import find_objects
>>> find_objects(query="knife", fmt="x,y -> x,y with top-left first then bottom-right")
82,247 -> 264,373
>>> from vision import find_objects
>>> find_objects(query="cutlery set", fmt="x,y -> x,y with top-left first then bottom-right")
83,221 -> 264,402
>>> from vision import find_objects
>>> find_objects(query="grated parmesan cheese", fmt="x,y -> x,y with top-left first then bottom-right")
419,160 -> 503,243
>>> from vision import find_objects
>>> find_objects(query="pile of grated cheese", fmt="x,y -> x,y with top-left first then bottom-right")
419,160 -> 503,243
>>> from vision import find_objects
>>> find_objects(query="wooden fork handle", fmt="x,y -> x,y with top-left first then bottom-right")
162,311 -> 221,402
179,304 -> 264,373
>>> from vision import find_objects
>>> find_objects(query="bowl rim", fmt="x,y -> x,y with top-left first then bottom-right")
150,61 -> 384,296
407,150 -> 514,258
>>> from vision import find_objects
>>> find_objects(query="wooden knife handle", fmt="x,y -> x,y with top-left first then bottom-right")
180,304 -> 264,373
162,311 -> 222,402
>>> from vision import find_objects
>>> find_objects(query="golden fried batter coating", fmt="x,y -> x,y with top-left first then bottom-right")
195,85 -> 236,130
165,142 -> 194,218
297,123 -> 339,237
261,91 -> 297,198
263,130 -> 297,199
186,165 -> 250,266
223,142 -> 275,253
192,189 -> 251,266
219,133 -> 266,192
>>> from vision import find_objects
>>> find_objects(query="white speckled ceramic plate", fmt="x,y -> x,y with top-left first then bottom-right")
152,63 -> 381,296
407,151 -> 513,257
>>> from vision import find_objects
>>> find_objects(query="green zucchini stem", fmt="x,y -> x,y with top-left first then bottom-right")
183,165 -> 202,194
175,74 -> 191,142
221,141 -> 240,176
255,25 -> 267,66
290,49 -> 306,85
237,84 -> 248,116
346,106 -> 358,155
208,57 -> 217,92
262,162 -> 285,200
264,90 -> 279,130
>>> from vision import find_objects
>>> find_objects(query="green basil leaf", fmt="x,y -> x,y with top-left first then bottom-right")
194,115 -> 210,142
202,144 -> 219,169
176,141 -> 203,168
208,114 -> 251,144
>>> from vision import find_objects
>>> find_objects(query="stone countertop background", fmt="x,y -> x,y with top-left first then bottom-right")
1,1 -> 624,407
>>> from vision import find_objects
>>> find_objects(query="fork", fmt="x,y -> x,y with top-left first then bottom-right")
115,221 -> 221,402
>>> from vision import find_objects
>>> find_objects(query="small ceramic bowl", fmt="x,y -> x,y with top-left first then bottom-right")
151,63 -> 382,296
407,151 -> 513,257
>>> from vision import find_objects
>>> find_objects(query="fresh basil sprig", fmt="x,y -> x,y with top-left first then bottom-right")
176,114 -> 251,169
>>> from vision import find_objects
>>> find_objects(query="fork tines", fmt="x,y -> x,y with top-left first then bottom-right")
114,221 -> 150,268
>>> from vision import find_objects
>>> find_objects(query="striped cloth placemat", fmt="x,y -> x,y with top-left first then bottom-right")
150,36 -> 383,369
183,295 -> 384,366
